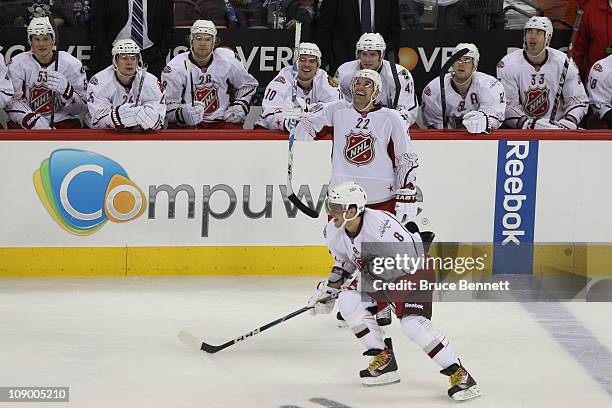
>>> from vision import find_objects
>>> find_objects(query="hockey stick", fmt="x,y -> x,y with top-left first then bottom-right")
223,0 -> 238,25
134,64 -> 148,106
387,50 -> 401,109
49,16 -> 59,129
440,47 -> 469,129
178,294 -> 337,353
184,59 -> 195,106
286,22 -> 319,218
549,9 -> 583,123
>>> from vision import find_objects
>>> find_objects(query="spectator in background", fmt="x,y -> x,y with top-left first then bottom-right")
399,0 -> 424,30
90,0 -> 174,78
574,0 -> 612,82
0,1 -> 90,27
438,0 -> 504,30
174,0 -> 229,27
318,0 -> 400,75
284,0 -> 315,40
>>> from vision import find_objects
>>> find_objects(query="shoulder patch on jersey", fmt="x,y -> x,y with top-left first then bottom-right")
328,76 -> 338,87
489,79 -> 499,88
497,61 -> 504,69
163,65 -> 172,74
89,76 -> 98,85
594,63 -> 603,73
424,86 -> 431,96
234,51 -> 241,61
400,69 -> 410,80
274,75 -> 286,84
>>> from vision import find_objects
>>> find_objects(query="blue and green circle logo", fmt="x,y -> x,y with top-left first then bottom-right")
33,149 -> 146,235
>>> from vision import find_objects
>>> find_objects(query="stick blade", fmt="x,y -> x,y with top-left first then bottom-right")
178,331 -> 203,351
288,194 -> 319,218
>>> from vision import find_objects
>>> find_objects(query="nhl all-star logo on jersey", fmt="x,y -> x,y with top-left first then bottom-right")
344,132 -> 375,166
525,87 -> 550,117
195,84 -> 219,115
31,85 -> 53,114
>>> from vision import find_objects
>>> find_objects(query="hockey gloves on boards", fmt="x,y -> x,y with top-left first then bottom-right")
117,103 -> 140,128
282,96 -> 307,121
522,117 -> 578,130
180,102 -> 205,126
395,184 -> 418,224
462,111 -> 489,134
307,279 -> 341,315
223,104 -> 246,124
136,106 -> 160,130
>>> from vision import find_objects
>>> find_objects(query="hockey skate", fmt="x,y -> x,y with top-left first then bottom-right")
440,362 -> 481,401
359,339 -> 400,386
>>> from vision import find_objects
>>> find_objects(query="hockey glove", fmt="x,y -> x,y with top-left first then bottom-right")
115,103 -> 139,128
557,118 -> 578,130
180,102 -> 205,126
307,279 -> 340,315
395,184 -> 418,224
223,104 -> 246,124
282,96 -> 306,120
523,118 -> 562,130
46,71 -> 73,100
462,111 -> 489,134
22,112 -> 51,130
136,106 -> 161,130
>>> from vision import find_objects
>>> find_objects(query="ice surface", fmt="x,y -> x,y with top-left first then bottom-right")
0,276 -> 611,407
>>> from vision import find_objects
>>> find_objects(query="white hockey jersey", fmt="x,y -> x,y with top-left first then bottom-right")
0,54 -> 14,109
587,54 -> 612,120
421,71 -> 506,130
7,51 -> 87,127
162,49 -> 258,125
255,66 -> 340,130
497,48 -> 589,128
294,100 -> 418,204
86,66 -> 165,130
335,60 -> 418,127
325,208 -> 423,282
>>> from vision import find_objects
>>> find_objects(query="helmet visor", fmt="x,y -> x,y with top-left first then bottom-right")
325,200 -> 345,216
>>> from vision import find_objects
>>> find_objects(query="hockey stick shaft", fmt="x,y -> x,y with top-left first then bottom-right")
183,294 -> 337,353
550,9 -> 583,122
185,59 -> 195,106
440,48 -> 469,129
49,16 -> 59,129
286,22 -> 319,218
387,50 -> 400,109
134,64 -> 148,106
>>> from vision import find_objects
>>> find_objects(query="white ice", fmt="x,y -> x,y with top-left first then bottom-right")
1,276 -> 611,408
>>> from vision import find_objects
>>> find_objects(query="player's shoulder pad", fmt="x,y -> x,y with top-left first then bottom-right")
215,47 -> 241,63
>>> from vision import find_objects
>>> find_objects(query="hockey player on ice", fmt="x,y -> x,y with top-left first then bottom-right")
497,16 -> 588,129
7,17 -> 87,129
587,54 -> 612,128
334,33 -> 418,128
421,43 -> 506,133
255,42 -> 340,130
306,181 -> 481,401
0,54 -> 13,111
162,20 -> 258,129
86,39 -> 165,131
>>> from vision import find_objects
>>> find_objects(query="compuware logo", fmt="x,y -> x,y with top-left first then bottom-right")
33,149 -> 146,235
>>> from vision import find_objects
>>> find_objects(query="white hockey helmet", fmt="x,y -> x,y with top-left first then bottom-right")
191,19 -> 217,42
298,42 -> 322,63
27,17 -> 55,44
453,43 -> 479,69
112,39 -> 141,57
524,16 -> 553,47
326,182 -> 367,218
351,68 -> 382,95
355,32 -> 386,58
